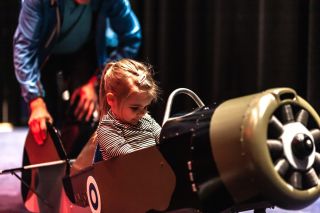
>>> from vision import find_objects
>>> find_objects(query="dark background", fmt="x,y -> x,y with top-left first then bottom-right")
1,0 -> 320,125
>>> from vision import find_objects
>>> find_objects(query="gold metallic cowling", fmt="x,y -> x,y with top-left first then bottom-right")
210,87 -> 320,210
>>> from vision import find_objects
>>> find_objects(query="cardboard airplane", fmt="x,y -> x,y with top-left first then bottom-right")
2,88 -> 320,213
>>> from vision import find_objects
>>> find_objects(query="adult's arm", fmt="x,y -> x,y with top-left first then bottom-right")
13,0 -> 53,145
104,0 -> 142,62
13,0 -> 45,103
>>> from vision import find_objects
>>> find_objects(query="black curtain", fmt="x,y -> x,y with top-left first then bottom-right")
131,0 -> 320,123
2,0 -> 320,125
0,1 -> 21,124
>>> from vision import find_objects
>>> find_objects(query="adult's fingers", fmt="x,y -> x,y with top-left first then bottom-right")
29,119 -> 45,145
39,118 -> 48,142
76,99 -> 95,121
74,95 -> 86,118
70,89 -> 80,106
85,101 -> 95,121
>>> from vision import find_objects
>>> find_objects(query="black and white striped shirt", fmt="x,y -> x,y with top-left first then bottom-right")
97,110 -> 162,160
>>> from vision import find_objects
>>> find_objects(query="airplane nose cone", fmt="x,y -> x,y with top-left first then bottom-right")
291,133 -> 314,159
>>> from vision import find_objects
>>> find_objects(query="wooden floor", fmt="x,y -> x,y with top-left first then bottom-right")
1,127 -> 320,213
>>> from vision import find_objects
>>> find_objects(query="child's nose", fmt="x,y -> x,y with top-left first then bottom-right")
138,108 -> 147,116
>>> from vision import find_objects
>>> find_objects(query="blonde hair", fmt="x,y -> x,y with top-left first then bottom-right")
99,58 -> 160,118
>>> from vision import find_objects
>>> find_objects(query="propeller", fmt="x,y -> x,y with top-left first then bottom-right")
267,104 -> 320,190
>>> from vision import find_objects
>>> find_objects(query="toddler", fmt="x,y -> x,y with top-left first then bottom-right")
97,58 -> 161,160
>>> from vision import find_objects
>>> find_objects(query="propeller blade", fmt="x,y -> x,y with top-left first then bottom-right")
275,158 -> 289,178
313,152 -> 320,172
289,171 -> 303,189
296,109 -> 309,126
268,116 -> 284,139
281,104 -> 294,124
311,129 -> 320,151
304,168 -> 319,188
267,139 -> 283,159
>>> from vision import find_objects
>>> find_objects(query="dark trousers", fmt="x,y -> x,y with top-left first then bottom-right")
41,40 -> 98,159
28,41 -> 98,213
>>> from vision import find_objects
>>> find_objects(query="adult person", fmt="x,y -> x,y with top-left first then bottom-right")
13,0 -> 141,157
13,0 -> 141,212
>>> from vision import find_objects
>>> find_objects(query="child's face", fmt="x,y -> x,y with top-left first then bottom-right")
111,92 -> 153,125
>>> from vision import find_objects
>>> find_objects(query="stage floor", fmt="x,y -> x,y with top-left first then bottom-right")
0,127 -> 29,213
1,127 -> 320,213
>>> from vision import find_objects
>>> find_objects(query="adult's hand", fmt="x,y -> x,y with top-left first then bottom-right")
70,77 -> 98,122
28,97 -> 53,145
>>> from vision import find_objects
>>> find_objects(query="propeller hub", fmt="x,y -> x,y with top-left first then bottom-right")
291,133 -> 314,159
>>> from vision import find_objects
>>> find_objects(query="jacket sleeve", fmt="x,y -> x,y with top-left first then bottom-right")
13,0 -> 45,103
103,0 -> 142,62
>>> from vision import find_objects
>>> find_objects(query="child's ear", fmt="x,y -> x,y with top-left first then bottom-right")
106,92 -> 115,106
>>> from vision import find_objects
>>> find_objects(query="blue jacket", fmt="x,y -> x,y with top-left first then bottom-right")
13,0 -> 142,103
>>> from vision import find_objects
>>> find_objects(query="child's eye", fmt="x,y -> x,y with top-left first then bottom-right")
130,107 -> 139,112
